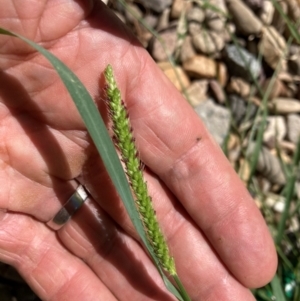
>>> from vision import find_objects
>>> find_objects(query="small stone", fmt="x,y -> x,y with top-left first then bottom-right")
288,216 -> 300,233
258,177 -> 272,194
263,116 -> 287,145
238,158 -> 251,183
144,14 -> 158,29
158,63 -> 190,91
183,55 -> 217,78
139,0 -> 172,13
156,8 -> 171,31
226,0 -> 263,35
247,143 -> 286,185
259,0 -> 275,25
228,94 -> 246,124
224,44 -> 262,81
150,28 -> 177,61
228,94 -> 257,125
180,35 -> 196,62
265,194 -> 286,212
265,194 -> 276,208
217,62 -> 228,87
209,80 -> 226,104
287,114 -> 300,144
207,18 -> 225,32
227,77 -> 251,97
194,99 -> 230,145
185,80 -> 209,107
171,0 -> 191,18
270,98 -> 300,114
205,0 -> 227,31
279,140 -> 296,153
273,198 -> 285,213
186,6 -> 205,23
259,26 -> 287,71
188,22 -> 203,36
227,133 -> 239,150
192,30 -> 225,54
261,77 -> 286,99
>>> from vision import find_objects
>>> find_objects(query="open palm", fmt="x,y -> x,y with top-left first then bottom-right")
0,1 -> 277,300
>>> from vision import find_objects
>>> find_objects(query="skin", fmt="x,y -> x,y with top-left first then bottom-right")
0,1 -> 277,300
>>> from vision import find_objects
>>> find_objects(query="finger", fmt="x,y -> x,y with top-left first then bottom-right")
58,198 -> 177,301
120,58 -> 277,288
0,211 -> 117,301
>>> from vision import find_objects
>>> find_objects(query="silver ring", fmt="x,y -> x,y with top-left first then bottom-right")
47,185 -> 88,230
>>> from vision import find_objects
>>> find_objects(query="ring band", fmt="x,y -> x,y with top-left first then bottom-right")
47,185 -> 88,230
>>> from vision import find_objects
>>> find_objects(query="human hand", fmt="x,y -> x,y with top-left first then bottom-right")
0,1 -> 277,300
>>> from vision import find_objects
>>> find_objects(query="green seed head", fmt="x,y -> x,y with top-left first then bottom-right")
104,64 -> 176,275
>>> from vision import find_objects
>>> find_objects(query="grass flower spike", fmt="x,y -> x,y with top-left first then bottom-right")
104,64 -> 176,276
